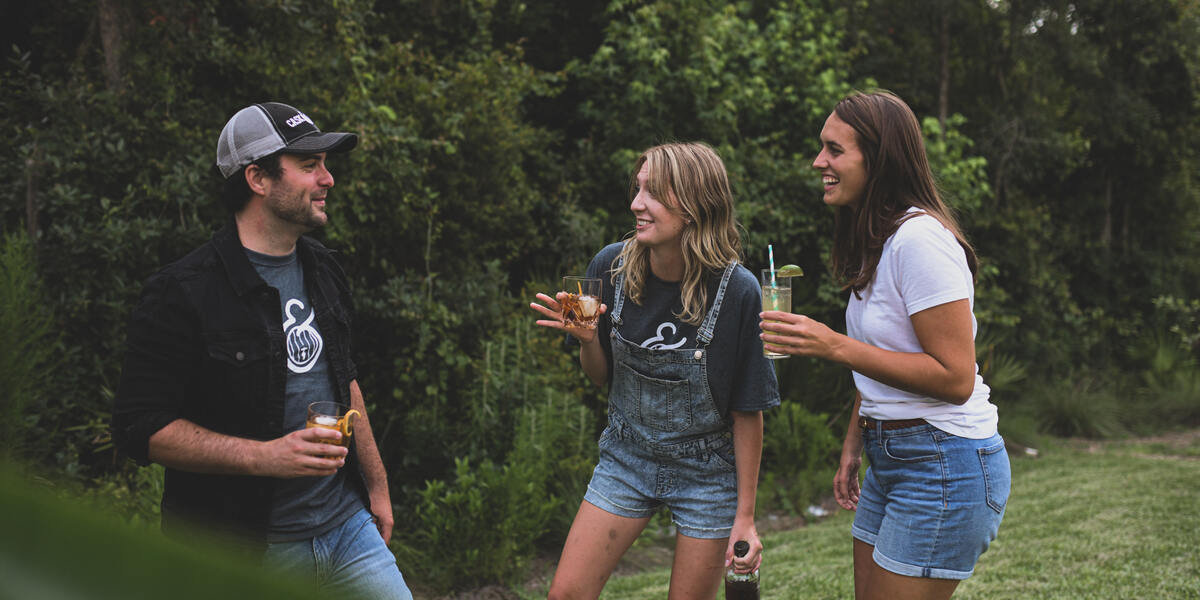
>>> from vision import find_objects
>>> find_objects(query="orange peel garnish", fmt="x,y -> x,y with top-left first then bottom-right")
340,409 -> 360,439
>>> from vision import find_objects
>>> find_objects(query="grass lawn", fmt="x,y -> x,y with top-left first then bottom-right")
525,432 -> 1200,599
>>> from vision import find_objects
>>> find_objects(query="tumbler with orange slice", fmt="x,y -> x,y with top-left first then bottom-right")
306,401 -> 360,449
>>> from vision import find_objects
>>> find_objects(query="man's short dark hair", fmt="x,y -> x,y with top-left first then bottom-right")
221,153 -> 284,214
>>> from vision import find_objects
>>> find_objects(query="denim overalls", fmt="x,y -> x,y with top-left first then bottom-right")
582,260 -> 741,539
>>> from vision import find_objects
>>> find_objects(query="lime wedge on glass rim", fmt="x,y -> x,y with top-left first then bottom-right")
776,264 -> 804,277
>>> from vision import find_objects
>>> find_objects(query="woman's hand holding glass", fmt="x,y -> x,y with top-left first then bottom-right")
530,292 -> 608,344
759,311 -> 844,362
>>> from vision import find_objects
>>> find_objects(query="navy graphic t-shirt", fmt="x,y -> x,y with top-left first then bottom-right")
245,248 -> 361,542
576,242 -> 781,417
612,271 -> 700,351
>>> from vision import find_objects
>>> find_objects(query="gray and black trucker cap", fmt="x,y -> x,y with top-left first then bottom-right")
215,102 -> 358,179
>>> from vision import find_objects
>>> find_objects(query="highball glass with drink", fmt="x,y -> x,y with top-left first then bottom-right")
561,276 -> 602,329
306,401 -> 359,448
760,269 -> 792,359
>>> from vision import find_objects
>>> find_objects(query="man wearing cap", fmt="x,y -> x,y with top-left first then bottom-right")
113,102 -> 412,599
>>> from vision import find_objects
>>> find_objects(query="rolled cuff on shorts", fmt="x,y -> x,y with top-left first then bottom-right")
583,486 -> 659,520
672,519 -> 732,539
851,527 -> 975,580
583,486 -> 733,540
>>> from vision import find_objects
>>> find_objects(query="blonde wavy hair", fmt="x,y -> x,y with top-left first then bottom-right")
614,142 -> 743,326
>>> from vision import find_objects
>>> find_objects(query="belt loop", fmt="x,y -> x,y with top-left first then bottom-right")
859,415 -> 880,436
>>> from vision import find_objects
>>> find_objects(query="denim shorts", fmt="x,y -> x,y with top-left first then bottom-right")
583,418 -> 738,539
852,424 -> 1010,580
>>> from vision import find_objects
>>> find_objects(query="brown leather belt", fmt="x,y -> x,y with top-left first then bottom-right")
859,415 -> 928,431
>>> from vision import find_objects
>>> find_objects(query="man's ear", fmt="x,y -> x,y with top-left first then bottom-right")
244,164 -> 269,196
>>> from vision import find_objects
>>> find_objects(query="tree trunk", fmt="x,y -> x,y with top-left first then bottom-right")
98,0 -> 124,92
25,143 -> 39,243
1101,176 -> 1113,249
1121,186 -> 1129,257
939,8 -> 950,132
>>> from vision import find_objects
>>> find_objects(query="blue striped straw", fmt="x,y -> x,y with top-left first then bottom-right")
768,244 -> 776,287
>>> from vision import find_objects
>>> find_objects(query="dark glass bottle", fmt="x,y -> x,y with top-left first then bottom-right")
724,540 -> 760,600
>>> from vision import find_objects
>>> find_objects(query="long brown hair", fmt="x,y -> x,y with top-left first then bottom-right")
614,142 -> 742,325
829,90 -> 977,295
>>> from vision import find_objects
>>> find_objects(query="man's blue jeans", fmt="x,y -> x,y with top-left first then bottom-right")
263,507 -> 413,599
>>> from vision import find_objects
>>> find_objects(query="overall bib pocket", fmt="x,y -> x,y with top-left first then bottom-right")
616,359 -> 694,433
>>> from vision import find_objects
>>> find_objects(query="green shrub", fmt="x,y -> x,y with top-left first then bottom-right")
976,328 -> 1029,399
398,388 -> 595,591
759,401 -> 840,515
1128,331 -> 1200,433
1150,296 -> 1200,352
1031,373 -> 1126,439
996,407 -> 1049,454
399,456 -> 557,591
391,294 -> 600,591
1138,370 -> 1200,432
506,390 -> 600,545
75,463 -> 165,530
0,233 -> 57,460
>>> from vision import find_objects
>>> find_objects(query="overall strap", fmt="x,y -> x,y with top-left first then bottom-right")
696,261 -> 738,346
611,250 -> 628,327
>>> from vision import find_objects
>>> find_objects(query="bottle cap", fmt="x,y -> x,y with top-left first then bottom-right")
733,540 -> 749,557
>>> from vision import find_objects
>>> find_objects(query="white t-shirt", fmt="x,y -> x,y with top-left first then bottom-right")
845,208 -> 998,439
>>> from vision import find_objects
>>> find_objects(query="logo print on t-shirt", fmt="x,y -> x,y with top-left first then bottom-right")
641,322 -> 688,350
283,299 -> 322,373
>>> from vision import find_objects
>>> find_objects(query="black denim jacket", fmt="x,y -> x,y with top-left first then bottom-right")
112,221 -> 364,550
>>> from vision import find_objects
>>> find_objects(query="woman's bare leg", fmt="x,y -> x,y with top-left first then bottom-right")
547,500 -> 651,600
666,533 -> 727,600
855,539 -> 960,600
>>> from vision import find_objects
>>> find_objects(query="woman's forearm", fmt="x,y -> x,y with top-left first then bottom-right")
578,335 -> 610,388
730,410 -> 764,518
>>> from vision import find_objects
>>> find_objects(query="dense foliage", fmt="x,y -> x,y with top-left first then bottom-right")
2,0 -> 1197,592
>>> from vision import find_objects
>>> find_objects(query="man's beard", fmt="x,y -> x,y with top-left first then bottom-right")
266,187 -> 325,231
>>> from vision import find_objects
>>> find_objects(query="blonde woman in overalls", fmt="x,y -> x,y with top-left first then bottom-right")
531,142 -> 780,599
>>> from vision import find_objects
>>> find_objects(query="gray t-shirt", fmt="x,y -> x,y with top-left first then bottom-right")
582,242 -> 781,416
246,248 -> 361,542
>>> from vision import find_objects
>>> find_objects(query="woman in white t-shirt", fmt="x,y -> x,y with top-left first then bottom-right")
760,91 -> 1010,599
